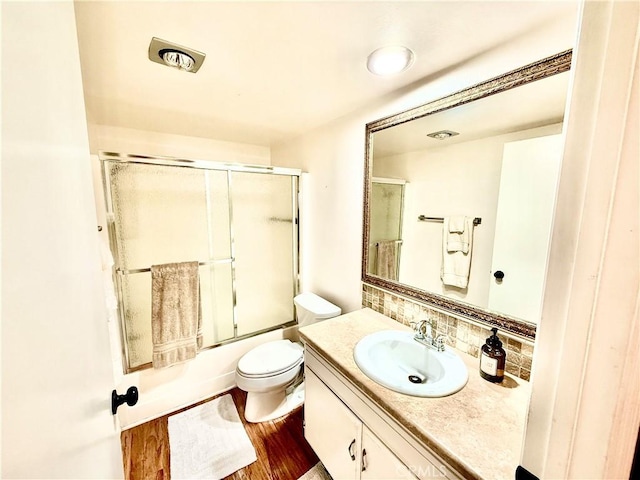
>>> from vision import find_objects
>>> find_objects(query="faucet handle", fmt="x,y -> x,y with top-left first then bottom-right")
434,335 -> 446,352
410,320 -> 426,338
423,319 -> 435,339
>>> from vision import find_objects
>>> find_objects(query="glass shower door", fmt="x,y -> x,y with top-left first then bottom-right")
231,172 -> 297,336
103,155 -> 300,372
201,170 -> 235,346
105,162 -> 235,370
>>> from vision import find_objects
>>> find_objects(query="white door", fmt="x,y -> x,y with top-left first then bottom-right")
488,134 -> 564,323
305,368 -> 362,480
2,2 -> 123,478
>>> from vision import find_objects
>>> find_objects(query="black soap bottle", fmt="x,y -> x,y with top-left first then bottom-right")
479,328 -> 506,383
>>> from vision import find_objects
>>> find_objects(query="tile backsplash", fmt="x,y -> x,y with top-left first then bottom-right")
362,283 -> 534,381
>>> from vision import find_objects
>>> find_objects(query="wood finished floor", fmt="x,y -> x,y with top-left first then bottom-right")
120,388 -> 319,480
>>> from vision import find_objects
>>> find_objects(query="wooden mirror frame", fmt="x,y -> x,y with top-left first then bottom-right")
362,50 -> 572,340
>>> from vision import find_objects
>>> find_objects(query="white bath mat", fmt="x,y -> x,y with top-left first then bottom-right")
168,394 -> 257,479
298,462 -> 332,480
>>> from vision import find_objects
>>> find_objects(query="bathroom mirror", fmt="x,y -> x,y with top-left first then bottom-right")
362,50 -> 572,339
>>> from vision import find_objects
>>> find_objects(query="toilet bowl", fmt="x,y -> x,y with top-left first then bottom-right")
235,292 -> 341,423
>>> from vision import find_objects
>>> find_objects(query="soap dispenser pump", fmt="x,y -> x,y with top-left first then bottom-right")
479,328 -> 506,383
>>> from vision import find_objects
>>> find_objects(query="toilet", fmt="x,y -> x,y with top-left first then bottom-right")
235,292 -> 341,423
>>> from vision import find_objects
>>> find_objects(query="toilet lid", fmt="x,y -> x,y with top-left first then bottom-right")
237,340 -> 303,378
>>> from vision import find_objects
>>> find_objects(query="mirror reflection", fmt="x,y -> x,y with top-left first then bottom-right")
365,53 -> 571,329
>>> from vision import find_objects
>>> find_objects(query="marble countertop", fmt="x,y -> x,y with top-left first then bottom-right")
298,308 -> 531,480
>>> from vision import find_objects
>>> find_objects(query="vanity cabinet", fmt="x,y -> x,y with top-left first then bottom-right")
361,424 -> 417,479
304,346 -> 461,480
305,368 -> 415,479
305,367 -> 362,479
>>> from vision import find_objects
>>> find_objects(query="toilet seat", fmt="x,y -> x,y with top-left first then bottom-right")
236,340 -> 303,379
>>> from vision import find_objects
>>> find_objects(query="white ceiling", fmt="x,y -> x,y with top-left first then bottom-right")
74,1 -> 579,148
374,69 -> 571,157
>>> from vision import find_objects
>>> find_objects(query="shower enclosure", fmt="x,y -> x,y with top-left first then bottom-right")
100,152 -> 300,373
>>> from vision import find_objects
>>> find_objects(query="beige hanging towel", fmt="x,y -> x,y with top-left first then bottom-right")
151,261 -> 202,369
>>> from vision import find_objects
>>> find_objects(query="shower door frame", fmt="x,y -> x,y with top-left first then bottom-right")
369,177 -> 406,279
99,151 -> 301,374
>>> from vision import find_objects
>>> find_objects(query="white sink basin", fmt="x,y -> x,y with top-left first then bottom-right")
353,330 -> 468,397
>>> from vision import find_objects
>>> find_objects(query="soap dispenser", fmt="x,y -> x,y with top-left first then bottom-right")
479,328 -> 506,383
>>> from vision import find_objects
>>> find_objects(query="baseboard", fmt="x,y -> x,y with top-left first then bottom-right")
114,327 -> 298,429
118,371 -> 236,430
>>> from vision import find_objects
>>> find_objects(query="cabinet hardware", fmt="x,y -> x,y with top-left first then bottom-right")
362,448 -> 368,471
348,439 -> 356,460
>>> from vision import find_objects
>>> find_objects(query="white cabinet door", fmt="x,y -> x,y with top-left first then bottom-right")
361,426 -> 418,480
305,368 -> 362,479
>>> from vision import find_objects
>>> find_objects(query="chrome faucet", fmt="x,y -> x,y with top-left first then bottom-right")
410,319 -> 446,352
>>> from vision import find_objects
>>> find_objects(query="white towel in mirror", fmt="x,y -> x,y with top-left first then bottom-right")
441,217 -> 474,288
445,216 -> 472,254
448,215 -> 466,233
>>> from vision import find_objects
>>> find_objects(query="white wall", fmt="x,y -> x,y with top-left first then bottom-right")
88,124 -> 271,165
272,116 -> 367,312
1,2 -> 123,478
523,1 -> 640,477
271,22 -> 577,314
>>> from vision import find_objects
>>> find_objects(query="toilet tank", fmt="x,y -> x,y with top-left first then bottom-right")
294,293 -> 341,327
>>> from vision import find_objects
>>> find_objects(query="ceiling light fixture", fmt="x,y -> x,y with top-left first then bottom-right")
427,130 -> 460,140
161,49 -> 195,71
366,46 -> 415,76
148,37 -> 205,73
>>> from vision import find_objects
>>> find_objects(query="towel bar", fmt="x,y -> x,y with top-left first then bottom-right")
418,215 -> 481,226
373,240 -> 403,247
116,258 -> 233,275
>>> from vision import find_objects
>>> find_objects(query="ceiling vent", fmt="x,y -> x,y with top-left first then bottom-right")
426,130 -> 460,140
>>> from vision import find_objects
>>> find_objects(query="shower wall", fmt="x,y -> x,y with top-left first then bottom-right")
103,156 -> 299,372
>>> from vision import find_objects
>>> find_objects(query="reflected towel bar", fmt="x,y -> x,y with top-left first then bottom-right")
116,258 -> 233,275
370,240 -> 403,247
418,215 -> 482,226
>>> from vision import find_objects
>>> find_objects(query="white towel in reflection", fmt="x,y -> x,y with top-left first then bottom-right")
441,217 -> 474,288
445,216 -> 472,254
448,216 -> 466,233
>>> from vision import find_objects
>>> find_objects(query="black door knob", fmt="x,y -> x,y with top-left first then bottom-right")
111,386 -> 138,414
494,270 -> 505,280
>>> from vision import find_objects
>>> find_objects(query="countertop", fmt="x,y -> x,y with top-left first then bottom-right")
298,308 -> 530,480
